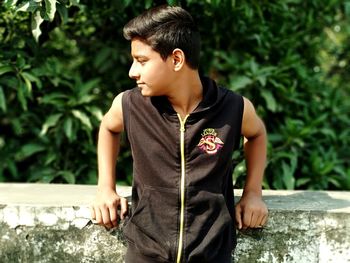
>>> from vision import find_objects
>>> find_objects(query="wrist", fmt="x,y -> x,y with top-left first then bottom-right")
242,187 -> 262,198
97,184 -> 116,193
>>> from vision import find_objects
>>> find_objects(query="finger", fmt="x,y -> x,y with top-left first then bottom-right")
109,205 -> 118,228
261,213 -> 268,226
254,213 -> 267,228
235,205 -> 243,230
120,198 -> 128,220
242,210 -> 252,229
94,206 -> 103,225
90,206 -> 96,220
250,212 -> 260,228
101,206 -> 112,229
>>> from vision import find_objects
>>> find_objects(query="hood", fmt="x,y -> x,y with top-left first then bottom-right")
150,76 -> 228,122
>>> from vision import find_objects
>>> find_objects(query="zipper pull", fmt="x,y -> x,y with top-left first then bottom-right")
178,114 -> 189,132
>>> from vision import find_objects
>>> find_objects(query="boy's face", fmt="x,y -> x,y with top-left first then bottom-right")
129,38 -> 175,97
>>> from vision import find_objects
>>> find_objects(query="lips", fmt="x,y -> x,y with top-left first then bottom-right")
137,82 -> 146,88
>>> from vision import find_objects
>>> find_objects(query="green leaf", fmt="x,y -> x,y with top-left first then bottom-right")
0,86 -> 7,112
296,178 -> 311,188
4,0 -> 19,7
328,177 -> 341,188
56,3 -> 68,24
145,0 -> 152,9
122,0 -> 132,7
20,72 -> 32,94
16,143 -> 46,161
58,171 -> 76,184
78,78 -> 100,97
16,1 -> 39,12
17,82 -> 28,111
44,0 -> 56,21
76,94 -> 96,105
7,160 -> 19,180
40,113 -> 63,135
16,56 -> 26,69
345,1 -> 350,17
230,76 -> 253,91
281,161 -> 296,190
167,0 -> 178,5
0,66 -> 13,76
70,0 -> 80,6
261,90 -> 277,112
32,10 -> 44,42
257,75 -> 266,87
44,152 -> 56,166
29,168 -> 56,183
63,117 -> 74,141
86,106 -> 103,121
40,93 -> 68,105
22,72 -> 42,89
72,110 -> 92,130
94,48 -> 112,69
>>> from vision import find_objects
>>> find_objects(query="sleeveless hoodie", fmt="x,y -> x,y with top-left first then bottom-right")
122,77 -> 244,263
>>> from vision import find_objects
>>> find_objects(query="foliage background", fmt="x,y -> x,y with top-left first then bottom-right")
0,0 -> 349,190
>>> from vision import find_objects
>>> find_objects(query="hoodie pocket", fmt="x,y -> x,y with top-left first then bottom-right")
123,185 -> 178,261
185,189 -> 236,262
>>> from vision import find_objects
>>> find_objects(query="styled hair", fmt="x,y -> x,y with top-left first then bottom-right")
123,5 -> 201,69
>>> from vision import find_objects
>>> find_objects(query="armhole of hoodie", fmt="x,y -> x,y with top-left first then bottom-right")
122,90 -> 131,136
238,94 -> 244,135
233,93 -> 244,150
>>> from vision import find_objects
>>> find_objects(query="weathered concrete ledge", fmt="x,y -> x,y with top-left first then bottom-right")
0,183 -> 349,263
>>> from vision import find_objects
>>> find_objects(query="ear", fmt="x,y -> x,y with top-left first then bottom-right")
172,48 -> 185,71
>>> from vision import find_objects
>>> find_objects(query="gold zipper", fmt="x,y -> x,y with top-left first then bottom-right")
176,113 -> 189,263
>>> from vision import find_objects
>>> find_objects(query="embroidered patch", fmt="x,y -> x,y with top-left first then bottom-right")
197,128 -> 224,155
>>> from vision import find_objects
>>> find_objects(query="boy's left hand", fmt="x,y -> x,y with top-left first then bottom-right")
235,191 -> 268,229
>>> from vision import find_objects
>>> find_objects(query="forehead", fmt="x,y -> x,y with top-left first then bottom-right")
130,38 -> 159,58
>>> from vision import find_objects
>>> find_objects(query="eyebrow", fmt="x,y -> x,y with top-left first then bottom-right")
131,54 -> 149,60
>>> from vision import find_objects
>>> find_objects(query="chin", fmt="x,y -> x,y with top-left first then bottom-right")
140,89 -> 153,97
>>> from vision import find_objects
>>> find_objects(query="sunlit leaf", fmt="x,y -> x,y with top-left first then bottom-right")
4,0 -> 19,7
40,113 -> 63,135
32,10 -> 44,42
22,72 -> 42,89
261,90 -> 277,112
70,0 -> 79,6
16,1 -> 38,12
86,106 -> 103,121
72,110 -> 92,130
44,0 -> 56,21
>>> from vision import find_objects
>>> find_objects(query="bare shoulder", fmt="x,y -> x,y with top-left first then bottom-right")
101,92 -> 124,133
241,96 -> 265,138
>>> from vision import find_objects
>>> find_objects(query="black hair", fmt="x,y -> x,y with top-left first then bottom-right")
123,5 -> 201,69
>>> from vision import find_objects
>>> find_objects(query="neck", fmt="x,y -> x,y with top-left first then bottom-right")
167,70 -> 203,119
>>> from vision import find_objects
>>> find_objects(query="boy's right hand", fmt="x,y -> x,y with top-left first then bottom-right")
91,188 -> 128,229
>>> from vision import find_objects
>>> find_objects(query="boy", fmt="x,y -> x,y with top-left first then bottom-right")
91,5 -> 268,263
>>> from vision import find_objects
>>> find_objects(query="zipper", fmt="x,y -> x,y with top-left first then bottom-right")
176,113 -> 189,263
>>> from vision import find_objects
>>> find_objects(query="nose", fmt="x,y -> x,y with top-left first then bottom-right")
129,61 -> 140,80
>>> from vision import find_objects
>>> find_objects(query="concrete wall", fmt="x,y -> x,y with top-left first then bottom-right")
0,183 -> 349,263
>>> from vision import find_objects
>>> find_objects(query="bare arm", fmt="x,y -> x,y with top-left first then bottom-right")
91,92 -> 128,229
235,97 -> 268,229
